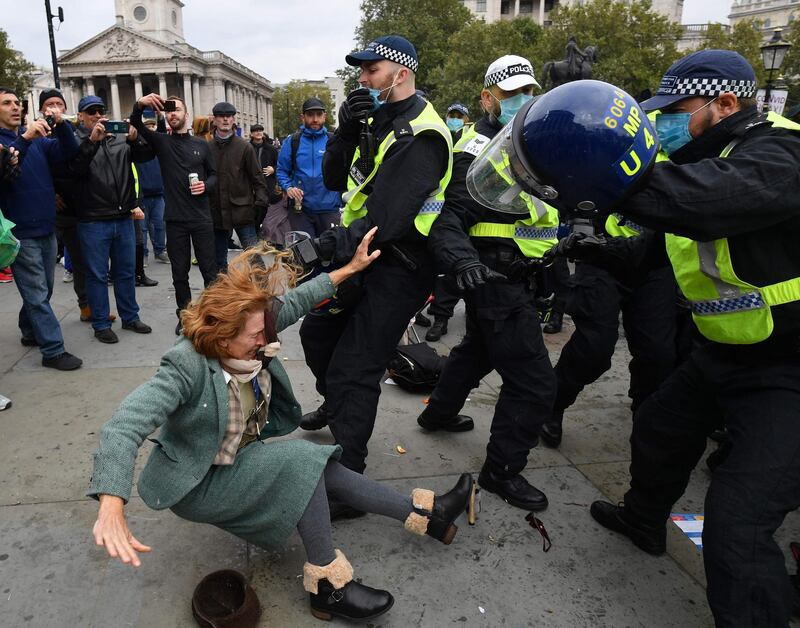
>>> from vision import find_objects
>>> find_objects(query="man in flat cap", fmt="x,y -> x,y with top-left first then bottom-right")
209,101 -> 269,272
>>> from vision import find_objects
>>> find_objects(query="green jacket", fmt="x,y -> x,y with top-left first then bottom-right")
88,273 -> 336,510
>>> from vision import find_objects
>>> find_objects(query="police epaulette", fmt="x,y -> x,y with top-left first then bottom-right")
393,118 -> 414,138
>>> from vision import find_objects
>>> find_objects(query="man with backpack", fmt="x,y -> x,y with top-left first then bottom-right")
276,98 -> 341,237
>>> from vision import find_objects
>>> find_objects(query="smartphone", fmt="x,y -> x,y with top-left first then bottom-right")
163,100 -> 177,112
105,121 -> 130,134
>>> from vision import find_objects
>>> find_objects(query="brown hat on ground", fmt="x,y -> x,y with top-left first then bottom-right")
191,570 -> 261,628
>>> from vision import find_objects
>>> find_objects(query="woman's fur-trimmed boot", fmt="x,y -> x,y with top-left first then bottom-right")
404,473 -> 474,545
303,549 -> 394,622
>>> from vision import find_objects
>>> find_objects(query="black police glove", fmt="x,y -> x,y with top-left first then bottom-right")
312,229 -> 338,264
338,88 -> 374,132
454,260 -> 507,291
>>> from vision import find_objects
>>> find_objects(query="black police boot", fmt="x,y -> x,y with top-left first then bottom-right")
478,463 -> 548,512
540,410 -> 564,448
404,473 -> 474,545
590,501 -> 666,555
304,551 -> 394,622
543,311 -> 563,334
300,404 -> 331,431
417,406 -> 474,432
414,311 -> 432,327
425,318 -> 448,342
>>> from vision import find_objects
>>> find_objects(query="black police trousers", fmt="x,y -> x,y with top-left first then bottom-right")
299,255 -> 435,473
426,282 -> 556,474
427,275 -> 460,320
624,342 -> 800,627
554,261 -> 677,413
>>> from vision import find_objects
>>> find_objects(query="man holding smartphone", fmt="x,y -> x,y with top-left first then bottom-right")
131,93 -> 218,334
69,95 -> 154,344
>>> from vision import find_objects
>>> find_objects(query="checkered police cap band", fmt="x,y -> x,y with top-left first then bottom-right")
484,63 -> 534,88
374,43 -> 419,73
657,76 -> 757,99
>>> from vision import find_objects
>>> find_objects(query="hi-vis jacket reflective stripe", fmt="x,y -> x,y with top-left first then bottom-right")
664,112 -> 800,344
341,100 -> 453,236
455,125 -> 559,259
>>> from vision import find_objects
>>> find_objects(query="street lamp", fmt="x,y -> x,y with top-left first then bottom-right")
44,0 -> 64,88
760,28 -> 792,113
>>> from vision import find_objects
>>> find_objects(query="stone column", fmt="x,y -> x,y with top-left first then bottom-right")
538,0 -> 545,24
213,78 -> 225,104
86,77 -> 95,96
513,0 -> 520,17
225,82 -> 232,103
109,76 -> 122,120
182,74 -> 193,115
133,74 -> 143,101
63,81 -> 76,113
266,98 -> 273,137
157,73 -> 167,97
192,76 -> 201,115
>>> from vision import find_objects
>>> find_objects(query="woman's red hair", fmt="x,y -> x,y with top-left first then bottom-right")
181,245 -> 301,359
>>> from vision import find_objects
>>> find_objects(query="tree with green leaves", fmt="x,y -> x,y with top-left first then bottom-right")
271,81 -> 334,140
346,0 -> 473,96
693,20 -> 766,87
535,0 -> 683,98
0,28 -> 35,96
428,18 -> 543,118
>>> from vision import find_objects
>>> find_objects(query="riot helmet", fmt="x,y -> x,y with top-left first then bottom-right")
467,80 -> 660,215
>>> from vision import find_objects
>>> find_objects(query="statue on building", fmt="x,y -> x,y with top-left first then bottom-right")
542,35 -> 598,90
103,31 -> 140,59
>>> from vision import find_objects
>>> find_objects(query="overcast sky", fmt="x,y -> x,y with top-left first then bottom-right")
4,0 -> 732,84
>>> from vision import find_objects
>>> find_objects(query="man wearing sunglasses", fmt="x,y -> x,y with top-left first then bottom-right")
69,95 -> 154,345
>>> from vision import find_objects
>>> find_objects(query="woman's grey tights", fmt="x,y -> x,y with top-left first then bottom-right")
296,460 -> 414,566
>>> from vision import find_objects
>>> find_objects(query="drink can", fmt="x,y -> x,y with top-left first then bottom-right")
188,173 -> 199,186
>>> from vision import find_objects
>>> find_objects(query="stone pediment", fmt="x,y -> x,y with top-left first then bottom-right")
58,26 -> 181,64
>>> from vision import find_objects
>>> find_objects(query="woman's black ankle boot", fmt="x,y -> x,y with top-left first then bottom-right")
404,473 -> 474,545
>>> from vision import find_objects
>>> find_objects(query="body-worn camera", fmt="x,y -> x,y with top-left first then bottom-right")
285,231 -> 321,274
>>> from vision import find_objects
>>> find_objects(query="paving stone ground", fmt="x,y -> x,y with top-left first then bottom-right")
1,256 -> 798,627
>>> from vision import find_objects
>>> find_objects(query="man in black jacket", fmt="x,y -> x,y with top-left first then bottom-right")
72,95 -> 153,344
298,37 -> 452,511
132,93 -> 218,333
249,123 -> 279,232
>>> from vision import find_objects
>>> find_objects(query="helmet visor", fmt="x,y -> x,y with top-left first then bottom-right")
466,107 -> 558,215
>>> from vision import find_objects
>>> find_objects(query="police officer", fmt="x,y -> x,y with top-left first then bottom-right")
297,36 -> 453,515
469,52 -> 800,627
538,167 -> 679,447
416,55 -> 557,512
445,102 -> 471,142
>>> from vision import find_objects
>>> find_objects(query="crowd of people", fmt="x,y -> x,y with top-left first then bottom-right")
1,31 -> 799,627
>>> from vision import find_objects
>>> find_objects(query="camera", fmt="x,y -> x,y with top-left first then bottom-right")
284,231 -> 321,274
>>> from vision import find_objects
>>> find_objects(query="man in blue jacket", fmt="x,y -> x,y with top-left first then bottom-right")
0,86 -> 82,370
277,98 -> 342,238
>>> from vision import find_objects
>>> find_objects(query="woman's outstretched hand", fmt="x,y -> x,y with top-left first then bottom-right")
92,495 -> 152,567
328,226 -> 381,285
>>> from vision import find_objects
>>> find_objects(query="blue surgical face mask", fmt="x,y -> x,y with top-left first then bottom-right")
367,73 -> 399,112
655,98 -> 717,155
492,92 -> 533,126
446,117 -> 465,132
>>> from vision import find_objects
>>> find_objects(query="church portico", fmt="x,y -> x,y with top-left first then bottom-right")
56,0 -> 273,136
